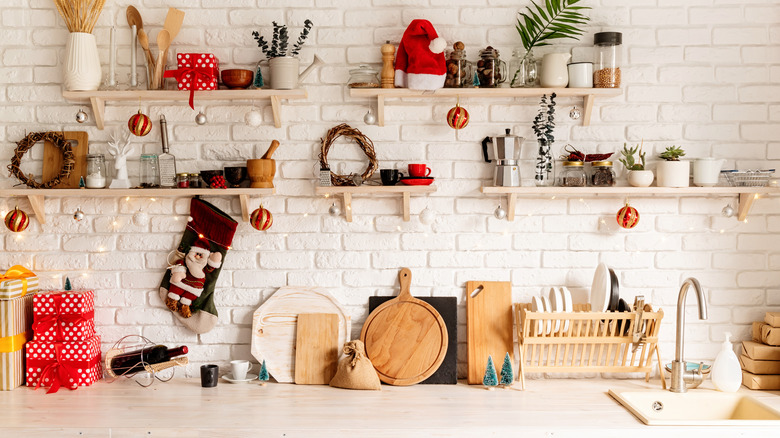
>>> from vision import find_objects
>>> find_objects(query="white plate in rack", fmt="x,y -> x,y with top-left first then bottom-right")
590,263 -> 611,312
560,287 -> 573,333
531,295 -> 545,335
548,287 -> 563,334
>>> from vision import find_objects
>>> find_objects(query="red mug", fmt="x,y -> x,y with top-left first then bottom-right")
408,164 -> 431,177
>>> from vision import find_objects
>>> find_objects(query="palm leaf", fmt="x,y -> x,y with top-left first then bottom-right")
515,0 -> 591,51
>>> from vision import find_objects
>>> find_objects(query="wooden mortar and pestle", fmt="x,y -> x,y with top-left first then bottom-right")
247,140 -> 279,188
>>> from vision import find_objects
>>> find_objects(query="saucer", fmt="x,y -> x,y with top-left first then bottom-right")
222,373 -> 258,384
400,177 -> 434,186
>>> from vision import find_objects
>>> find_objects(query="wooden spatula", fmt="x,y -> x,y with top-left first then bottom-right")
154,30 -> 171,89
137,29 -> 155,88
161,8 -> 185,84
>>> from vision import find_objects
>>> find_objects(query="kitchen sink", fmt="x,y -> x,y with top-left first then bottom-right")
609,389 -> 780,426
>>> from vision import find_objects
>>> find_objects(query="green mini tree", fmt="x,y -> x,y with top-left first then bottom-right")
64,277 -> 72,291
499,352 -> 514,387
258,359 -> 269,385
482,355 -> 498,389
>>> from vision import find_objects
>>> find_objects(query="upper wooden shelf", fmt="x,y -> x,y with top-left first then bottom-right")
349,87 -> 622,126
315,185 -> 437,222
480,185 -> 780,221
62,89 -> 308,130
0,187 -> 275,224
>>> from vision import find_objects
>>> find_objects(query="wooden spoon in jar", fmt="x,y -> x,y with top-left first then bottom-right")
154,30 -> 171,90
137,29 -> 155,88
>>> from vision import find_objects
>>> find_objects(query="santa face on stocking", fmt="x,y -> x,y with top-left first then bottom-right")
165,237 -> 222,318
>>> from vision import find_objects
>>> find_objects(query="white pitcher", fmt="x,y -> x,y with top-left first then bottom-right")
693,158 -> 726,187
540,53 -> 571,88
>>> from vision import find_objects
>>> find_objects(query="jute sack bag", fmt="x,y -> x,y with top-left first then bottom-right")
329,340 -> 381,390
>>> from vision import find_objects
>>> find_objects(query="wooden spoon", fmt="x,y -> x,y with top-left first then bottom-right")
137,29 -> 156,88
154,30 -> 171,90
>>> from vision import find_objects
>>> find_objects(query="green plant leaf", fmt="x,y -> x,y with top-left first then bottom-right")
515,0 -> 591,51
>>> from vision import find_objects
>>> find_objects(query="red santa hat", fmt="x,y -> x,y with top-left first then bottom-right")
190,237 -> 211,256
394,19 -> 447,90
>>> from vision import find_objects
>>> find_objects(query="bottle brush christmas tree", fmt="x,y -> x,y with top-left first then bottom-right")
258,359 -> 269,385
499,352 -> 514,387
482,355 -> 498,390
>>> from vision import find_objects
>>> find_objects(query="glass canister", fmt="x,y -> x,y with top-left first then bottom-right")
559,161 -> 586,187
476,46 -> 507,88
591,161 -> 616,186
85,153 -> 106,188
444,41 -> 473,88
188,173 -> 201,188
348,64 -> 380,88
508,48 -> 537,88
593,31 -> 622,88
177,173 -> 189,188
139,154 -> 160,188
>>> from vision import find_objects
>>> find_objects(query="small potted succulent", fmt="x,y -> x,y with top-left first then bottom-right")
619,143 -> 653,187
656,145 -> 689,187
252,20 -> 319,90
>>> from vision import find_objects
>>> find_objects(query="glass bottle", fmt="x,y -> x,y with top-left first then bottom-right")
109,345 -> 188,376
559,161 -> 586,187
85,154 -> 106,188
535,140 -> 555,187
444,42 -> 473,88
158,115 -> 177,188
509,48 -> 538,88
594,31 -> 623,88
591,161 -> 616,187
476,47 -> 507,88
139,154 -> 160,188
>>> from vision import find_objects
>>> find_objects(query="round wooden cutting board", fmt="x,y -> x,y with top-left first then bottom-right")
360,268 -> 448,386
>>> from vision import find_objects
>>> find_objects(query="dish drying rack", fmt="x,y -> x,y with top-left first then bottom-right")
104,335 -> 188,387
721,169 -> 775,187
514,298 -> 664,390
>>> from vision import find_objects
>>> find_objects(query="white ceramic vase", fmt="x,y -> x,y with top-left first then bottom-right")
656,161 -> 690,187
63,32 -> 102,91
269,57 -> 299,90
628,170 -> 654,187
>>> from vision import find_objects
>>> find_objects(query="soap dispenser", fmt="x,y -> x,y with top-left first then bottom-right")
711,332 -> 742,392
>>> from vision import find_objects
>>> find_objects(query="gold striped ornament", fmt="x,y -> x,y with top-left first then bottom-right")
446,103 -> 469,130
616,203 -> 639,229
4,207 -> 29,233
128,110 -> 152,136
250,206 -> 273,231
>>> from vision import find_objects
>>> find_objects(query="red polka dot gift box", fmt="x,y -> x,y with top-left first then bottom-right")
32,291 -> 95,342
25,335 -> 101,394
163,53 -> 219,110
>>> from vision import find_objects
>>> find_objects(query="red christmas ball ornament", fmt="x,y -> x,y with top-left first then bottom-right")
446,103 -> 469,130
5,207 -> 29,232
250,206 -> 273,231
128,110 -> 152,136
616,203 -> 639,229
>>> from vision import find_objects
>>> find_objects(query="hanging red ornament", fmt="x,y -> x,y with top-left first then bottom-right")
446,103 -> 469,130
250,206 -> 273,231
616,203 -> 639,229
128,110 -> 152,136
5,207 -> 29,232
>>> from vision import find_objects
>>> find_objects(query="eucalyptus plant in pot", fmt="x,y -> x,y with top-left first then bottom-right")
619,143 -> 653,187
656,145 -> 689,187
252,20 -> 319,90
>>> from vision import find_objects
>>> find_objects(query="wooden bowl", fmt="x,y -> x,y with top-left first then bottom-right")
221,69 -> 254,89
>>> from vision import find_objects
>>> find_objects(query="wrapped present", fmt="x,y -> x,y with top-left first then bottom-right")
163,53 -> 219,109
26,335 -> 101,394
0,265 -> 39,299
32,290 -> 95,342
0,277 -> 34,391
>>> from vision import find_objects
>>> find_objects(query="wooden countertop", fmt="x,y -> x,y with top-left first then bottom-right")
1,378 -> 779,437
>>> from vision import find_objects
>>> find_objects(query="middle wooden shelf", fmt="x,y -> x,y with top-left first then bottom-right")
315,185 -> 437,222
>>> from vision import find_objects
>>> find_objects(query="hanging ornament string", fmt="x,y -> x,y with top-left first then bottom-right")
319,123 -> 378,186
8,132 -> 75,188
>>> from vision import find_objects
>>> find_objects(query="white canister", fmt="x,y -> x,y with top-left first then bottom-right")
539,53 -> 571,88
567,62 -> 593,88
693,158 -> 726,187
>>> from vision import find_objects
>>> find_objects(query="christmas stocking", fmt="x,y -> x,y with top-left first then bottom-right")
159,198 -> 237,334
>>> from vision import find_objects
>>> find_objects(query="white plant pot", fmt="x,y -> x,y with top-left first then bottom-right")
628,170 -> 654,187
656,161 -> 690,187
63,32 -> 102,91
269,57 -> 299,90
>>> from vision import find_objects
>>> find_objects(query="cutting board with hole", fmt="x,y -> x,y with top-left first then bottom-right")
467,281 -> 513,384
361,268 -> 448,386
43,131 -> 88,189
251,287 -> 350,383
294,313 -> 340,385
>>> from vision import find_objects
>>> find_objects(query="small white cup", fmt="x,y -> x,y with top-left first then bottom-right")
230,360 -> 252,380
567,62 -> 593,88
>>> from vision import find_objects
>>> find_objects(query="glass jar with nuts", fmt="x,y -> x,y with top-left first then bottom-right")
444,41 -> 473,88
477,46 -> 507,88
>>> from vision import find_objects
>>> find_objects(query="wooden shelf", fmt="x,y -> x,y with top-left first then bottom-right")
0,188 -> 275,224
62,89 -> 308,130
315,185 -> 437,222
480,185 -> 780,221
349,87 -> 622,127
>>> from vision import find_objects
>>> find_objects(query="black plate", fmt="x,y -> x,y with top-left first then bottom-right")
607,268 -> 620,312
616,298 -> 631,335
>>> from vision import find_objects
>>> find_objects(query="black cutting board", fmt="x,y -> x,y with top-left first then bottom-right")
368,296 -> 457,384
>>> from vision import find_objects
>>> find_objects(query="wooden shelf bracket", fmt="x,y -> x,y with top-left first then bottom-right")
315,185 -> 436,223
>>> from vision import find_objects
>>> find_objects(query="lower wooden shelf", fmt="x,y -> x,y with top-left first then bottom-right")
0,188 -> 275,224
315,185 -> 437,222
481,186 -> 780,221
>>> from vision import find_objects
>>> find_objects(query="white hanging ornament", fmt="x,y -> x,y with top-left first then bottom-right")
73,207 -> 85,222
363,107 -> 377,125
328,202 -> 341,216
722,204 -> 735,218
245,109 -> 262,127
419,207 -> 435,225
195,111 -> 208,125
494,205 -> 507,220
133,209 -> 149,226
76,109 -> 88,123
569,106 -> 581,120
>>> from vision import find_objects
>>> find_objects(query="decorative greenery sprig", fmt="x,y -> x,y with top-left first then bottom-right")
619,142 -> 646,170
532,93 -> 557,146
659,145 -> 685,161
516,0 -> 590,52
252,20 -> 313,59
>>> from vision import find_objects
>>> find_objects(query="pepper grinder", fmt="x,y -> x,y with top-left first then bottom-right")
381,41 -> 395,88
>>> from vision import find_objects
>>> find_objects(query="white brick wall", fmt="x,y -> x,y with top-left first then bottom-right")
1,1 -> 779,378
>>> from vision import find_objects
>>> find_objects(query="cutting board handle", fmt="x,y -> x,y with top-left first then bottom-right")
398,268 -> 413,301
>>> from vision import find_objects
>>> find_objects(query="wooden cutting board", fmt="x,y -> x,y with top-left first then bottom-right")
466,281 -> 513,384
43,131 -> 88,189
294,313 -> 339,385
360,268 -> 448,386
251,287 -> 350,383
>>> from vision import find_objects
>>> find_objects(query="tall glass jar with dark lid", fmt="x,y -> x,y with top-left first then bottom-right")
593,32 -> 622,88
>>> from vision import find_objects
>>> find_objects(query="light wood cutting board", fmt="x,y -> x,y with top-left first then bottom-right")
294,313 -> 339,385
251,287 -> 350,383
466,281 -> 513,384
43,131 -> 88,189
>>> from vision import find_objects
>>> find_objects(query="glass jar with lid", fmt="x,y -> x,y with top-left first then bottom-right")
85,154 -> 106,188
590,161 -> 616,187
593,31 -> 622,88
139,154 -> 160,188
476,46 -> 507,88
177,173 -> 190,188
559,161 -> 586,187
348,64 -> 380,88
444,41 -> 473,88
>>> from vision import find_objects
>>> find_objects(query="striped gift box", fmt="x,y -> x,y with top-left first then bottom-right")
0,293 -> 34,390
0,266 -> 39,300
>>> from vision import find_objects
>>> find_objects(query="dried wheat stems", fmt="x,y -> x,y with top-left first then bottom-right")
53,0 -> 106,33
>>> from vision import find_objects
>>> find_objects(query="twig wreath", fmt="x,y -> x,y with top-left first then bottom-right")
319,123 -> 378,186
8,131 -> 75,188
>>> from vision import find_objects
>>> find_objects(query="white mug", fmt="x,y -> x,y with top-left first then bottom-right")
230,360 -> 253,380
693,158 -> 726,187
567,62 -> 593,88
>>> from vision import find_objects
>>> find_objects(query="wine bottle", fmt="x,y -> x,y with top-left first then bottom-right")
158,115 -> 177,188
110,345 -> 188,375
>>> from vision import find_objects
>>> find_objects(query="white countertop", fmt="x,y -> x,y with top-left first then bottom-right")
1,377 -> 779,437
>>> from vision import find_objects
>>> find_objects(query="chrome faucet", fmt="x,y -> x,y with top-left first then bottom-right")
670,277 -> 708,393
